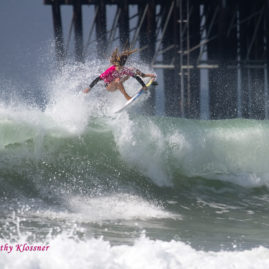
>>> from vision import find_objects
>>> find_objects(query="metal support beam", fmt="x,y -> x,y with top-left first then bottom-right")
73,0 -> 83,62
151,1 -> 174,66
179,0 -> 184,117
145,0 -> 156,61
52,1 -> 65,62
118,0 -> 130,49
95,0 -> 107,58
246,8 -> 264,59
265,1 -> 269,119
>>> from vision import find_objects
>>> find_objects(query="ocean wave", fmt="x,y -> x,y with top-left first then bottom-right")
1,98 -> 269,190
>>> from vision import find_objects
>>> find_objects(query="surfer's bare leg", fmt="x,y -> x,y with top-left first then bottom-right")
120,76 -> 130,84
118,83 -> 132,100
106,78 -> 131,100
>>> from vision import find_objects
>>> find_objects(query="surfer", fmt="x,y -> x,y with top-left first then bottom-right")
83,48 -> 156,100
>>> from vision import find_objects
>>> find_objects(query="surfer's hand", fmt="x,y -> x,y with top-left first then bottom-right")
142,86 -> 147,91
83,87 -> 91,94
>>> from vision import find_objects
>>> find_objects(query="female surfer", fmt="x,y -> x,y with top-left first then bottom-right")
83,48 -> 156,100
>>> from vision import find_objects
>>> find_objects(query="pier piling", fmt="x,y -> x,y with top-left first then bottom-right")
44,0 -> 269,119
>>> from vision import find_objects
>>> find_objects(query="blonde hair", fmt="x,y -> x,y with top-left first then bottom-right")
110,48 -> 137,66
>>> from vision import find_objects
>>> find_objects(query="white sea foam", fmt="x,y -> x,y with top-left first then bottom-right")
111,116 -> 269,188
33,194 -> 180,223
112,115 -> 176,186
0,235 -> 269,269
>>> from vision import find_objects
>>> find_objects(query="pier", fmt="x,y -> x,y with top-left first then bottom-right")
44,0 -> 269,119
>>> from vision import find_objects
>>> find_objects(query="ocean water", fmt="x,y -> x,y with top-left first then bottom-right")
1,62 -> 269,268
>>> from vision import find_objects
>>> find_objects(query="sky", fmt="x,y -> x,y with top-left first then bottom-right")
0,1 -> 123,87
0,1 -> 53,85
0,1 -> 98,103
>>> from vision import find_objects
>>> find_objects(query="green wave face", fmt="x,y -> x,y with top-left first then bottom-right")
1,111 -> 269,201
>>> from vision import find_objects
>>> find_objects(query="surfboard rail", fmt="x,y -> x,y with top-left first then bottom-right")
114,78 -> 155,113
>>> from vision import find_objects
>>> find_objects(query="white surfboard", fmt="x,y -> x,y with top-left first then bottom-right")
114,78 -> 155,113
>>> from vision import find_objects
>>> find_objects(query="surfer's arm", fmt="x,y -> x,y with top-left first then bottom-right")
136,69 -> 156,79
132,75 -> 147,90
83,76 -> 102,93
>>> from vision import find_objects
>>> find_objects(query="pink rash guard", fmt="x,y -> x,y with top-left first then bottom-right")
87,65 -> 146,90
100,66 -> 135,84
